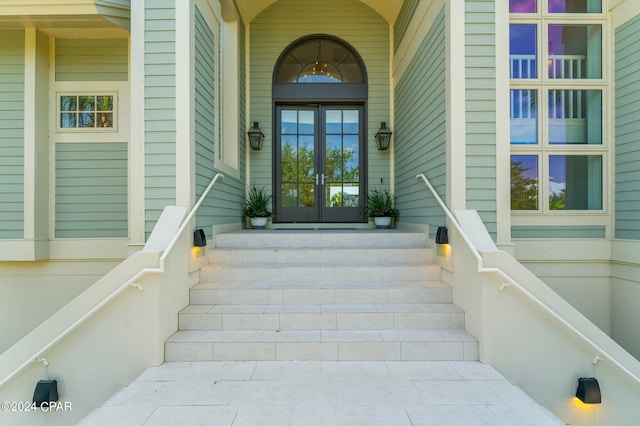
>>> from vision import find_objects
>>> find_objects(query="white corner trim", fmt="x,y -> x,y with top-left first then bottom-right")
176,0 -> 195,208
130,0 -> 145,245
24,28 -> 37,240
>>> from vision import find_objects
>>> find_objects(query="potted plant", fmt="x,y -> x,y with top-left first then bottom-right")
243,185 -> 272,229
363,189 -> 399,229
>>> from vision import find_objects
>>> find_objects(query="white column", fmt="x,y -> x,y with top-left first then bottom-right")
129,0 -> 147,247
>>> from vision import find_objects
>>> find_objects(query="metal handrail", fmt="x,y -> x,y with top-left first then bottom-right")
416,173 -> 640,385
0,173 -> 224,389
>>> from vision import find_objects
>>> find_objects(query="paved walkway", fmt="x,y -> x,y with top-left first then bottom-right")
79,361 -> 564,425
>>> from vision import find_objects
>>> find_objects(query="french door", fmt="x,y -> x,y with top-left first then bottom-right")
274,104 -> 365,223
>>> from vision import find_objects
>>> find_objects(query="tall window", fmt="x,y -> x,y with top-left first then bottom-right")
509,0 -> 606,212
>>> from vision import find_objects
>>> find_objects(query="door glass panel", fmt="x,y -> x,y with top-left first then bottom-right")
280,110 -> 315,208
324,110 -> 360,208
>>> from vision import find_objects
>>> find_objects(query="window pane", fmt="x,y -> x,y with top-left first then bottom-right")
511,89 -> 538,145
326,111 -> 341,134
61,113 -> 76,128
60,96 -> 77,112
96,113 -> 113,128
511,155 -> 539,210
79,112 -> 95,128
548,90 -> 601,144
282,110 -> 297,134
79,96 -> 96,111
548,25 -> 602,79
510,25 -> 537,79
549,155 -> 602,210
510,0 -> 536,13
96,96 -> 113,111
298,111 -> 314,134
549,0 -> 601,13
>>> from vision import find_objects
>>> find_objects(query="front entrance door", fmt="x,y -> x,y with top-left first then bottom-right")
275,104 -> 365,223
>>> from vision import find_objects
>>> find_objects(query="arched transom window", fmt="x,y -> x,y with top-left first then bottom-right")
275,36 -> 366,84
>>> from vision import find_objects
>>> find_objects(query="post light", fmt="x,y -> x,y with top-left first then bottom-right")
247,122 -> 265,150
375,122 -> 392,151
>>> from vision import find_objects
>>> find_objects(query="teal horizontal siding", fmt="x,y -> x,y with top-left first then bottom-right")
395,7 -> 447,236
0,30 -> 25,239
55,143 -> 128,238
56,38 -> 128,81
615,15 -> 640,240
194,5 -> 218,238
145,0 -> 177,238
465,0 -> 497,238
512,226 -> 606,239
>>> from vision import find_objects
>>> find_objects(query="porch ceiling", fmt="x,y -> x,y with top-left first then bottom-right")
233,0 -> 403,24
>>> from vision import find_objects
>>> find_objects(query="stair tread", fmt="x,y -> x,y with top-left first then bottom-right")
191,281 -> 450,289
180,303 -> 463,315
167,329 -> 477,343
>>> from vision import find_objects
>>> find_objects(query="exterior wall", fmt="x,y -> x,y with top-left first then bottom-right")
249,0 -> 390,197
194,4 -> 246,233
464,0 -> 497,237
55,38 -> 128,82
394,6 -> 447,236
0,30 -> 25,240
614,14 -> 640,241
144,0 -> 177,236
611,6 -> 640,360
0,260 -> 118,353
53,38 -> 129,239
194,5 -> 218,236
55,143 -> 128,238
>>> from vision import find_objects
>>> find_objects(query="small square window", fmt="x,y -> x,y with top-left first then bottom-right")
58,94 -> 115,130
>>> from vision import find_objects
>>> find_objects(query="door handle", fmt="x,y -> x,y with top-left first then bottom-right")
321,174 -> 327,185
315,174 -> 319,186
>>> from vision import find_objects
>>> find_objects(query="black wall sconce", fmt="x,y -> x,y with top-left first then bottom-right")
33,379 -> 58,407
247,121 -> 265,150
435,226 -> 449,244
375,122 -> 392,151
193,228 -> 207,247
576,377 -> 601,404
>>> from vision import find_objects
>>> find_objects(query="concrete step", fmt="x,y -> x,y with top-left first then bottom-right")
178,303 -> 465,331
199,264 -> 442,284
165,329 -> 479,361
209,247 -> 433,266
214,230 -> 426,249
189,281 -> 453,305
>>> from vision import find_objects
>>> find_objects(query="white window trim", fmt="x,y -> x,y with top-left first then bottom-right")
53,81 -> 129,144
56,91 -> 118,133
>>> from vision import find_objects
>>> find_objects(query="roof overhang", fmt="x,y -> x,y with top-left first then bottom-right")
0,0 -> 130,34
231,0 -> 402,24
